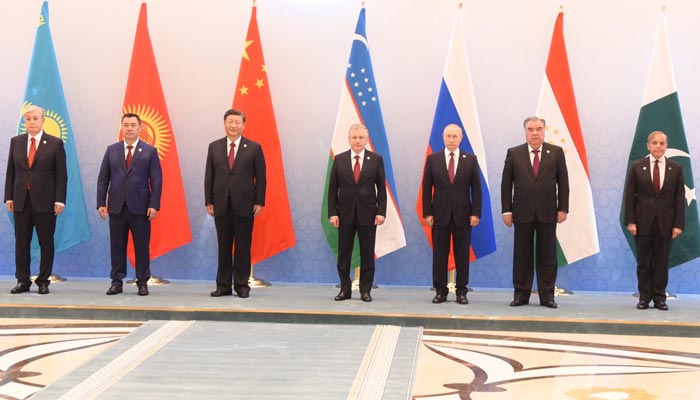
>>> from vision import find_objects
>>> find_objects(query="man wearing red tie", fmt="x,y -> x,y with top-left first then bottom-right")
4,105 -> 67,295
327,124 -> 386,302
624,131 -> 685,311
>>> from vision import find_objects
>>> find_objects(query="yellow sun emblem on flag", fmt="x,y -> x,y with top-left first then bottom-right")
19,102 -> 69,143
122,104 -> 173,161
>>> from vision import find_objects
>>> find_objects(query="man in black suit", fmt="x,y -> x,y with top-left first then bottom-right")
422,124 -> 482,305
501,116 -> 569,308
624,131 -> 685,311
327,124 -> 386,302
4,105 -> 67,295
97,113 -> 162,296
205,108 -> 266,298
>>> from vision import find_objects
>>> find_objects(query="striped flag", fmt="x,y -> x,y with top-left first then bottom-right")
321,7 -> 406,265
619,11 -> 700,267
536,11 -> 599,266
416,7 -> 496,268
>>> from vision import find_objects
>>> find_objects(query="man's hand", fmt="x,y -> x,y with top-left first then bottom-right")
423,216 -> 434,228
253,204 -> 264,217
98,206 -> 108,220
672,228 -> 683,239
627,223 -> 637,236
502,214 -> 513,227
147,208 -> 158,220
375,215 -> 385,225
54,203 -> 65,216
557,211 -> 568,223
329,216 -> 339,228
206,204 -> 214,216
470,216 -> 480,227
5,201 -> 14,213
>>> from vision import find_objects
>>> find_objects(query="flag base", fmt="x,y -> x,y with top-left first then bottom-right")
533,285 -> 574,296
126,276 -> 170,285
248,265 -> 271,288
631,292 -> 678,299
31,274 -> 67,282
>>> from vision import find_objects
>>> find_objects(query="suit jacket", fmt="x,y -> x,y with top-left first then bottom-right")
501,142 -> 569,224
624,156 -> 685,236
96,140 -> 162,215
422,150 -> 482,227
4,132 -> 67,213
204,136 -> 266,217
328,149 -> 387,226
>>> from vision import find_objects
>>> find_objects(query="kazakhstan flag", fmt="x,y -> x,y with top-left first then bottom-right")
18,1 -> 89,257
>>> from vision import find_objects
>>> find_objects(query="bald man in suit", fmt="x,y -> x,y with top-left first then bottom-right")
4,105 -> 67,295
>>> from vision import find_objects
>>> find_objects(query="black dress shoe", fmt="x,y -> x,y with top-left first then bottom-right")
509,299 -> 529,307
432,293 -> 447,304
456,294 -> 469,305
636,300 -> 649,310
237,290 -> 250,298
106,285 -> 123,295
138,285 -> 149,296
541,300 -> 558,309
10,284 -> 31,294
334,291 -> 351,301
38,285 -> 50,295
361,292 -> 372,302
210,289 -> 233,297
654,301 -> 668,311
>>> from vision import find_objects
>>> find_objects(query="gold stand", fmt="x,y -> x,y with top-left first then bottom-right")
31,274 -> 67,282
632,291 -> 677,299
126,276 -> 170,285
429,270 -> 473,293
533,285 -> 573,296
335,267 -> 379,291
248,265 -> 271,288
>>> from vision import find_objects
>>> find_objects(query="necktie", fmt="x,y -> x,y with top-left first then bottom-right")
448,152 -> 455,184
126,145 -> 133,170
229,143 -> 236,169
532,149 -> 540,176
28,137 -> 37,167
653,159 -> 660,194
353,155 -> 361,183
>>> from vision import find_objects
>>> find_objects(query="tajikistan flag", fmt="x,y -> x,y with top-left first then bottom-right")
536,11 -> 599,266
620,10 -> 700,267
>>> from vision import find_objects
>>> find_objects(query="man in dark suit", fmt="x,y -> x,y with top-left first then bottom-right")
422,124 -> 482,305
328,124 -> 386,302
501,116 -> 569,308
4,105 -> 67,295
205,108 -> 266,298
97,113 -> 162,296
624,131 -> 685,311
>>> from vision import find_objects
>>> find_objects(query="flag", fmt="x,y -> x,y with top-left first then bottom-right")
232,5 -> 296,263
536,11 -> 599,266
120,3 -> 192,264
620,11 -> 700,267
15,1 -> 90,258
415,8 -> 496,270
321,7 -> 406,265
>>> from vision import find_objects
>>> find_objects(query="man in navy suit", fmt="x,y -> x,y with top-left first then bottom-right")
205,109 -> 266,298
422,124 -> 482,305
97,113 -> 162,296
624,131 -> 685,311
501,116 -> 569,308
4,105 -> 67,295
327,124 -> 387,302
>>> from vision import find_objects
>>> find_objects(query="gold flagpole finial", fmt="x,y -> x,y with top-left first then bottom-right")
662,5 -> 667,12
458,1 -> 463,10
253,0 -> 256,7
361,1 -> 365,7
559,4 -> 563,11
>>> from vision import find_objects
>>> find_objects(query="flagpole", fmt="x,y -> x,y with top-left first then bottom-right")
248,265 -> 271,287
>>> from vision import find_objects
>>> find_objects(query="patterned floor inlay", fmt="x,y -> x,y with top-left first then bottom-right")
413,329 -> 700,399
0,318 -> 140,400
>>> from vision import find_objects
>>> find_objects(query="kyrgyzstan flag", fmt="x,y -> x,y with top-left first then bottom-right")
120,3 -> 192,265
232,5 -> 296,263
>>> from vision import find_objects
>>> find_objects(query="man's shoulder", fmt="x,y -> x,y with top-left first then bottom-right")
335,150 -> 351,160
208,137 -> 227,147
137,141 -> 157,152
543,142 -> 564,153
366,150 -> 382,160
240,136 -> 262,148
666,158 -> 683,169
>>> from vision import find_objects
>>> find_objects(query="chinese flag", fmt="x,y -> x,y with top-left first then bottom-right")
233,5 -> 295,263
120,3 -> 192,265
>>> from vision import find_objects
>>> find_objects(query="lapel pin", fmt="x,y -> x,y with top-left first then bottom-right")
366,156 -> 370,160
643,166 -> 647,170
43,140 -> 47,144
669,167 -> 672,170
462,154 -> 466,158
243,143 -> 248,148
546,150 -> 551,154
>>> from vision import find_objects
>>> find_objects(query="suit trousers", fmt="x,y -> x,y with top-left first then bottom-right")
432,217 -> 471,296
337,214 -> 376,294
13,192 -> 56,286
513,219 -> 557,302
109,206 -> 151,286
635,216 -> 671,303
214,198 -> 253,293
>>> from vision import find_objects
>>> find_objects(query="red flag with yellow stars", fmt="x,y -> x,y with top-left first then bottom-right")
120,3 -> 192,265
233,5 -> 296,264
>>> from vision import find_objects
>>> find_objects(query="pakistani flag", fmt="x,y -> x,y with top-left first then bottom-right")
620,11 -> 700,267
16,1 -> 90,256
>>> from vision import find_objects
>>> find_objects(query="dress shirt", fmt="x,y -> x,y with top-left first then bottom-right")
650,155 -> 666,189
227,136 -> 241,159
27,131 -> 44,155
444,148 -> 460,171
351,149 -> 365,170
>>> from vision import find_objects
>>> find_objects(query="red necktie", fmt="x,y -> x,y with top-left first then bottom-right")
532,149 -> 540,176
28,137 -> 37,167
126,145 -> 133,170
653,159 -> 660,194
229,143 -> 236,169
353,155 -> 361,183
448,152 -> 455,184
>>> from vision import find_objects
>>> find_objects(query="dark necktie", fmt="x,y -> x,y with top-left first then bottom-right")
229,143 -> 236,169
28,137 -> 37,167
126,145 -> 133,170
448,152 -> 455,184
353,155 -> 361,183
653,159 -> 660,194
532,149 -> 540,176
